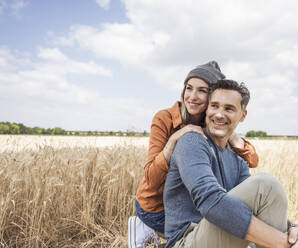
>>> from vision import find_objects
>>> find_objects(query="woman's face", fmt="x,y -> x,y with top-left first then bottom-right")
183,78 -> 209,117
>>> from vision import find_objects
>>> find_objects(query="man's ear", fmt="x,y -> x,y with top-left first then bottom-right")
240,109 -> 247,122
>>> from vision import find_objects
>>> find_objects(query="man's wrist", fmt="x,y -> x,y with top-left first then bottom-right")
272,232 -> 289,248
288,223 -> 297,232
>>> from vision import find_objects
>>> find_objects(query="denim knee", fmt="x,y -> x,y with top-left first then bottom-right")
135,200 -> 165,233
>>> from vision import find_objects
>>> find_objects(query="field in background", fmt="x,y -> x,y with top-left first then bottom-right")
0,135 -> 297,247
0,135 -> 149,152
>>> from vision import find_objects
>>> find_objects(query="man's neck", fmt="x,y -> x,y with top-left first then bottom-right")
206,130 -> 229,149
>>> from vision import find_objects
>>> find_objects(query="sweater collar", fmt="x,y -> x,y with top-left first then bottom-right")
169,101 -> 183,129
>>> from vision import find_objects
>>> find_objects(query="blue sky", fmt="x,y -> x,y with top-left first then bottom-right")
1,0 -> 298,135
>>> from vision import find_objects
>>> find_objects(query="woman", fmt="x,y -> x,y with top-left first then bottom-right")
128,61 -> 259,247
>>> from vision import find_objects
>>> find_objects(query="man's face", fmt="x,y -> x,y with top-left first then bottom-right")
206,89 -> 247,141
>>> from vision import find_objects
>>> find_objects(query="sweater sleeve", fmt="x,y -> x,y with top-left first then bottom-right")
143,111 -> 171,190
174,133 -> 253,239
231,139 -> 259,168
238,157 -> 251,184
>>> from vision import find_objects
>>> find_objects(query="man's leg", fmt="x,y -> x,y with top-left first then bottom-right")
177,173 -> 288,248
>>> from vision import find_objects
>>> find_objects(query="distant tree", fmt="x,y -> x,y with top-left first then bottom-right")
256,131 -> 267,137
9,123 -> 20,134
87,131 -> 93,136
74,131 -> 80,136
0,123 -> 9,134
246,130 -> 267,137
126,128 -> 136,136
246,130 -> 256,137
32,127 -> 44,135
43,128 -> 53,135
52,127 -> 66,135
17,123 -> 28,134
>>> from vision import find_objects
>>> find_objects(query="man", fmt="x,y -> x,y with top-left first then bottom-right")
164,79 -> 297,248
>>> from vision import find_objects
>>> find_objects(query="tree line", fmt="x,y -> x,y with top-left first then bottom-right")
0,122 -> 67,135
245,130 -> 268,138
1,122 -> 269,138
0,122 -> 149,136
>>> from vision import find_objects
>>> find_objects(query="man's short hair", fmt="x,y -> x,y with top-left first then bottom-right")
209,79 -> 250,110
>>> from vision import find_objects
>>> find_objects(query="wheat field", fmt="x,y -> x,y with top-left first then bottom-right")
0,135 -> 297,247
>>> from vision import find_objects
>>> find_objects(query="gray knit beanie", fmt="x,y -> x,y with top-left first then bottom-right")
184,61 -> 225,85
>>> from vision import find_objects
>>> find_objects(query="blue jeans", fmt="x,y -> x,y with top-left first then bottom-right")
135,200 -> 165,234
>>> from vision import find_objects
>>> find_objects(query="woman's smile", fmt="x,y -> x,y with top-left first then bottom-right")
183,78 -> 209,116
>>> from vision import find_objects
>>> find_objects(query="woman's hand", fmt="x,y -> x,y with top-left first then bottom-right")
163,125 -> 206,164
229,132 -> 245,149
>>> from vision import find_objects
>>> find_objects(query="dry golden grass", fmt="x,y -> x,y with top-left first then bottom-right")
249,140 -> 298,221
0,136 -> 297,247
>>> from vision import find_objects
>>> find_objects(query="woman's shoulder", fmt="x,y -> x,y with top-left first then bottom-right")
153,102 -> 180,123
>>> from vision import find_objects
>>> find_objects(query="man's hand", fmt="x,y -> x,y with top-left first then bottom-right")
288,225 -> 298,247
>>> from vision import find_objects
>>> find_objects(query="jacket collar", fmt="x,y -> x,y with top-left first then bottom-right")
169,101 -> 184,129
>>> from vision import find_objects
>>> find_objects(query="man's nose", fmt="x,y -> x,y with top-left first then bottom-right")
214,110 -> 224,118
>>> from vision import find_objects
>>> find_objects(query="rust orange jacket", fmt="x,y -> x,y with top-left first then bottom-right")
136,102 -> 259,213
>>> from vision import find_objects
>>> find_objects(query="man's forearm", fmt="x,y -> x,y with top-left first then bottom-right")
246,216 -> 290,248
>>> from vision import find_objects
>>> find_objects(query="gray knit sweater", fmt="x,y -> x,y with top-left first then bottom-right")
164,132 -> 253,248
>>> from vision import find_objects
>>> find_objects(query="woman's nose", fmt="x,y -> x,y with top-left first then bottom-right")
190,91 -> 198,100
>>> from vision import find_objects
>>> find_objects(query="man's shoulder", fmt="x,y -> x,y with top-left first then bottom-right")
170,132 -> 213,172
176,132 -> 211,152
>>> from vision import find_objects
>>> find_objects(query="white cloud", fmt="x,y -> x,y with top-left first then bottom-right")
38,47 -> 68,62
37,47 -> 112,76
0,47 -> 152,131
95,0 -> 111,10
52,0 -> 298,134
56,23 -> 169,67
1,0 -> 297,134
56,0 -> 298,88
0,47 -> 112,102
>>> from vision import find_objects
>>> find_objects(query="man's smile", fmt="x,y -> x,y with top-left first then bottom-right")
211,119 -> 228,128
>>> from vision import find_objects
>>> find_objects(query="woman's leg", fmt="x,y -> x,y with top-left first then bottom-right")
135,200 -> 165,234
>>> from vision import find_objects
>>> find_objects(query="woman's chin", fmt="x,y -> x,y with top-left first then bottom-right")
187,109 -> 204,116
